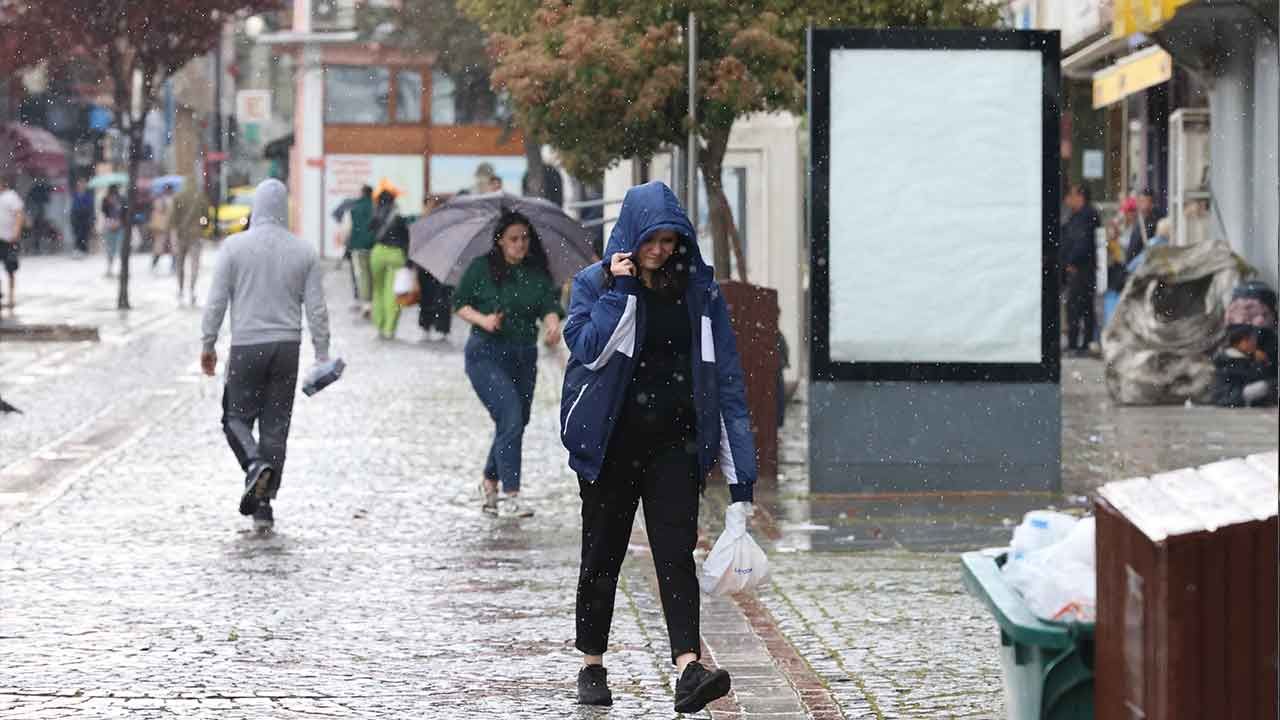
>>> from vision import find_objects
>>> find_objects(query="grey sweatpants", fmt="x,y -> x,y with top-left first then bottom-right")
221,341 -> 300,498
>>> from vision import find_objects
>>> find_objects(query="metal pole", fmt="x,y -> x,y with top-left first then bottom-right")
687,11 -> 698,225
212,34 -> 224,221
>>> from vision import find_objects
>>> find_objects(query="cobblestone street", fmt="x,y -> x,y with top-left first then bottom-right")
2,253 -> 1275,719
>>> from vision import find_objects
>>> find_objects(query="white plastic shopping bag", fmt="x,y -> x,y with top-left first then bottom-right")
393,267 -> 416,296
699,502 -> 769,596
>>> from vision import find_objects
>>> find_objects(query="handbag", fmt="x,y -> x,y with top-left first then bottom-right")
394,267 -> 419,306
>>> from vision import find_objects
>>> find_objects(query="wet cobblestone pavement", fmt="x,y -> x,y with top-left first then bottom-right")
1,257 -> 745,718
3,254 -> 1274,719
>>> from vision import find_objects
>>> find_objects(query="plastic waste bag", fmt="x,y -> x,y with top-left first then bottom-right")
1003,516 -> 1096,622
699,502 -> 769,596
302,358 -> 346,397
1008,510 -> 1079,561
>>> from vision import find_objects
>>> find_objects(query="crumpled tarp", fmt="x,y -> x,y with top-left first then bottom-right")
1102,241 -> 1252,405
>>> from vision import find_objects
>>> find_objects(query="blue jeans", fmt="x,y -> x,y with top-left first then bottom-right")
464,334 -> 538,493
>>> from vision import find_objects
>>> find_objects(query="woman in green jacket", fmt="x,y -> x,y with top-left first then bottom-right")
454,211 -> 564,518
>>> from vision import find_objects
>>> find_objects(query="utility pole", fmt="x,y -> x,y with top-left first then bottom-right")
687,11 -> 698,225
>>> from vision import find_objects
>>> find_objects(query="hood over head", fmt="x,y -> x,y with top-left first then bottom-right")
603,181 -> 710,283
250,178 -> 289,227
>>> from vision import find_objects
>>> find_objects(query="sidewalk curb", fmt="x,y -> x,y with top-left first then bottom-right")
0,323 -> 100,342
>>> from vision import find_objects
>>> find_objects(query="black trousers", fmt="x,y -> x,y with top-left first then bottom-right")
576,439 -> 701,664
416,269 -> 452,334
1065,271 -> 1096,350
221,341 -> 300,498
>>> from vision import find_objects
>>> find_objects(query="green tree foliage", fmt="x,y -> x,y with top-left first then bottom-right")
463,0 -> 999,279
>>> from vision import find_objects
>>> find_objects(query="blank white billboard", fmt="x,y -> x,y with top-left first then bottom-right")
827,49 -> 1044,364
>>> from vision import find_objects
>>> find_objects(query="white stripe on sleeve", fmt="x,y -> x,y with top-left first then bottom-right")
718,414 -> 738,485
584,294 -> 637,371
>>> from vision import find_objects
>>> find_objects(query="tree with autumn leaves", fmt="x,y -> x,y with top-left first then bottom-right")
1,0 -> 279,309
464,0 -> 1000,280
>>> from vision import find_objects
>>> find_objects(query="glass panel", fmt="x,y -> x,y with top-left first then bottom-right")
396,71 -> 423,123
324,66 -> 389,124
430,70 -> 457,125
431,69 -> 507,126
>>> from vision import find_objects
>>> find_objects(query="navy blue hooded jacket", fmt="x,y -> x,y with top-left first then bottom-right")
560,181 -> 756,503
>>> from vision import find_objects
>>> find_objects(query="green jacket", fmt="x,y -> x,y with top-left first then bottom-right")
453,256 -> 564,346
347,196 -> 375,251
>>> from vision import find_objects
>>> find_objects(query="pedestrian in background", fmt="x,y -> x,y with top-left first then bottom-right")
415,194 -> 452,342
101,185 -> 124,277
172,178 -> 210,306
347,185 -> 375,317
560,181 -> 755,713
150,185 -> 175,272
454,210 -> 564,518
1103,195 -> 1136,326
200,179 -> 331,532
1060,183 -> 1100,356
0,175 -> 25,310
369,189 -> 409,340
70,177 -> 95,257
1125,188 -> 1158,266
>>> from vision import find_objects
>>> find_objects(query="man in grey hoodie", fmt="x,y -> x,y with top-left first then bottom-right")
200,179 -> 330,530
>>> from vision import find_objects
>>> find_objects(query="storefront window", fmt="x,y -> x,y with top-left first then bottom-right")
325,66 -> 390,124
396,71 -> 423,123
430,69 -> 509,126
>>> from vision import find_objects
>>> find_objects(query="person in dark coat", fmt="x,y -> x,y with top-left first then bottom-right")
1060,184 -> 1101,355
70,177 -> 95,256
561,181 -> 754,712
1212,325 -> 1276,407
414,195 -> 453,341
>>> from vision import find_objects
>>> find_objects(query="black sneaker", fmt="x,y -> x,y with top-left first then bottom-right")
253,501 -> 274,532
673,661 -> 730,714
577,665 -> 612,706
239,461 -> 276,516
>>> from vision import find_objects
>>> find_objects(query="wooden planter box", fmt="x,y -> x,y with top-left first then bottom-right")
1094,451 -> 1278,720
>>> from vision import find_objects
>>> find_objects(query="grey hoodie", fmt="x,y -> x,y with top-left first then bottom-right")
201,179 -> 330,360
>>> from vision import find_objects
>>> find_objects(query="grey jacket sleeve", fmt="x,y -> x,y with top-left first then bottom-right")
201,250 -> 233,353
303,256 -> 331,362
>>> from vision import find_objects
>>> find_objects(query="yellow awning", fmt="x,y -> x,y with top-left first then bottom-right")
1112,0 -> 1195,37
1092,46 -> 1173,109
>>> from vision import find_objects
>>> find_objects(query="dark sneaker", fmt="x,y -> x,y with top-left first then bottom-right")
673,661 -> 731,714
253,501 -> 274,532
577,665 -> 612,706
239,461 -> 277,516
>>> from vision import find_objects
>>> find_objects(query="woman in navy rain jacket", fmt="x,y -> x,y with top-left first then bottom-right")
561,181 -> 755,712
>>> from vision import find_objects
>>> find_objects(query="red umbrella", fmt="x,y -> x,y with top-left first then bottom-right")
0,122 -> 68,182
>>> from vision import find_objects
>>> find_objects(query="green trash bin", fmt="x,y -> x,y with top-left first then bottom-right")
961,550 -> 1094,720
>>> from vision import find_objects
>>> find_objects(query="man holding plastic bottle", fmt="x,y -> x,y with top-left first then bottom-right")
200,179 -> 331,532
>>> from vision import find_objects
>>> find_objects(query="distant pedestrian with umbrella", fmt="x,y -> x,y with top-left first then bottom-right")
452,210 -> 565,518
370,188 -> 410,340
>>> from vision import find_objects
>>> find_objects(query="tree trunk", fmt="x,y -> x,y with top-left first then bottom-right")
698,128 -> 747,282
523,133 -> 545,198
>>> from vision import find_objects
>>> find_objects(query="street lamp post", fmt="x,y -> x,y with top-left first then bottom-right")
687,12 -> 698,226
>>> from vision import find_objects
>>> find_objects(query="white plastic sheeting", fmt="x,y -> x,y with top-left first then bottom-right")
827,49 -> 1044,364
